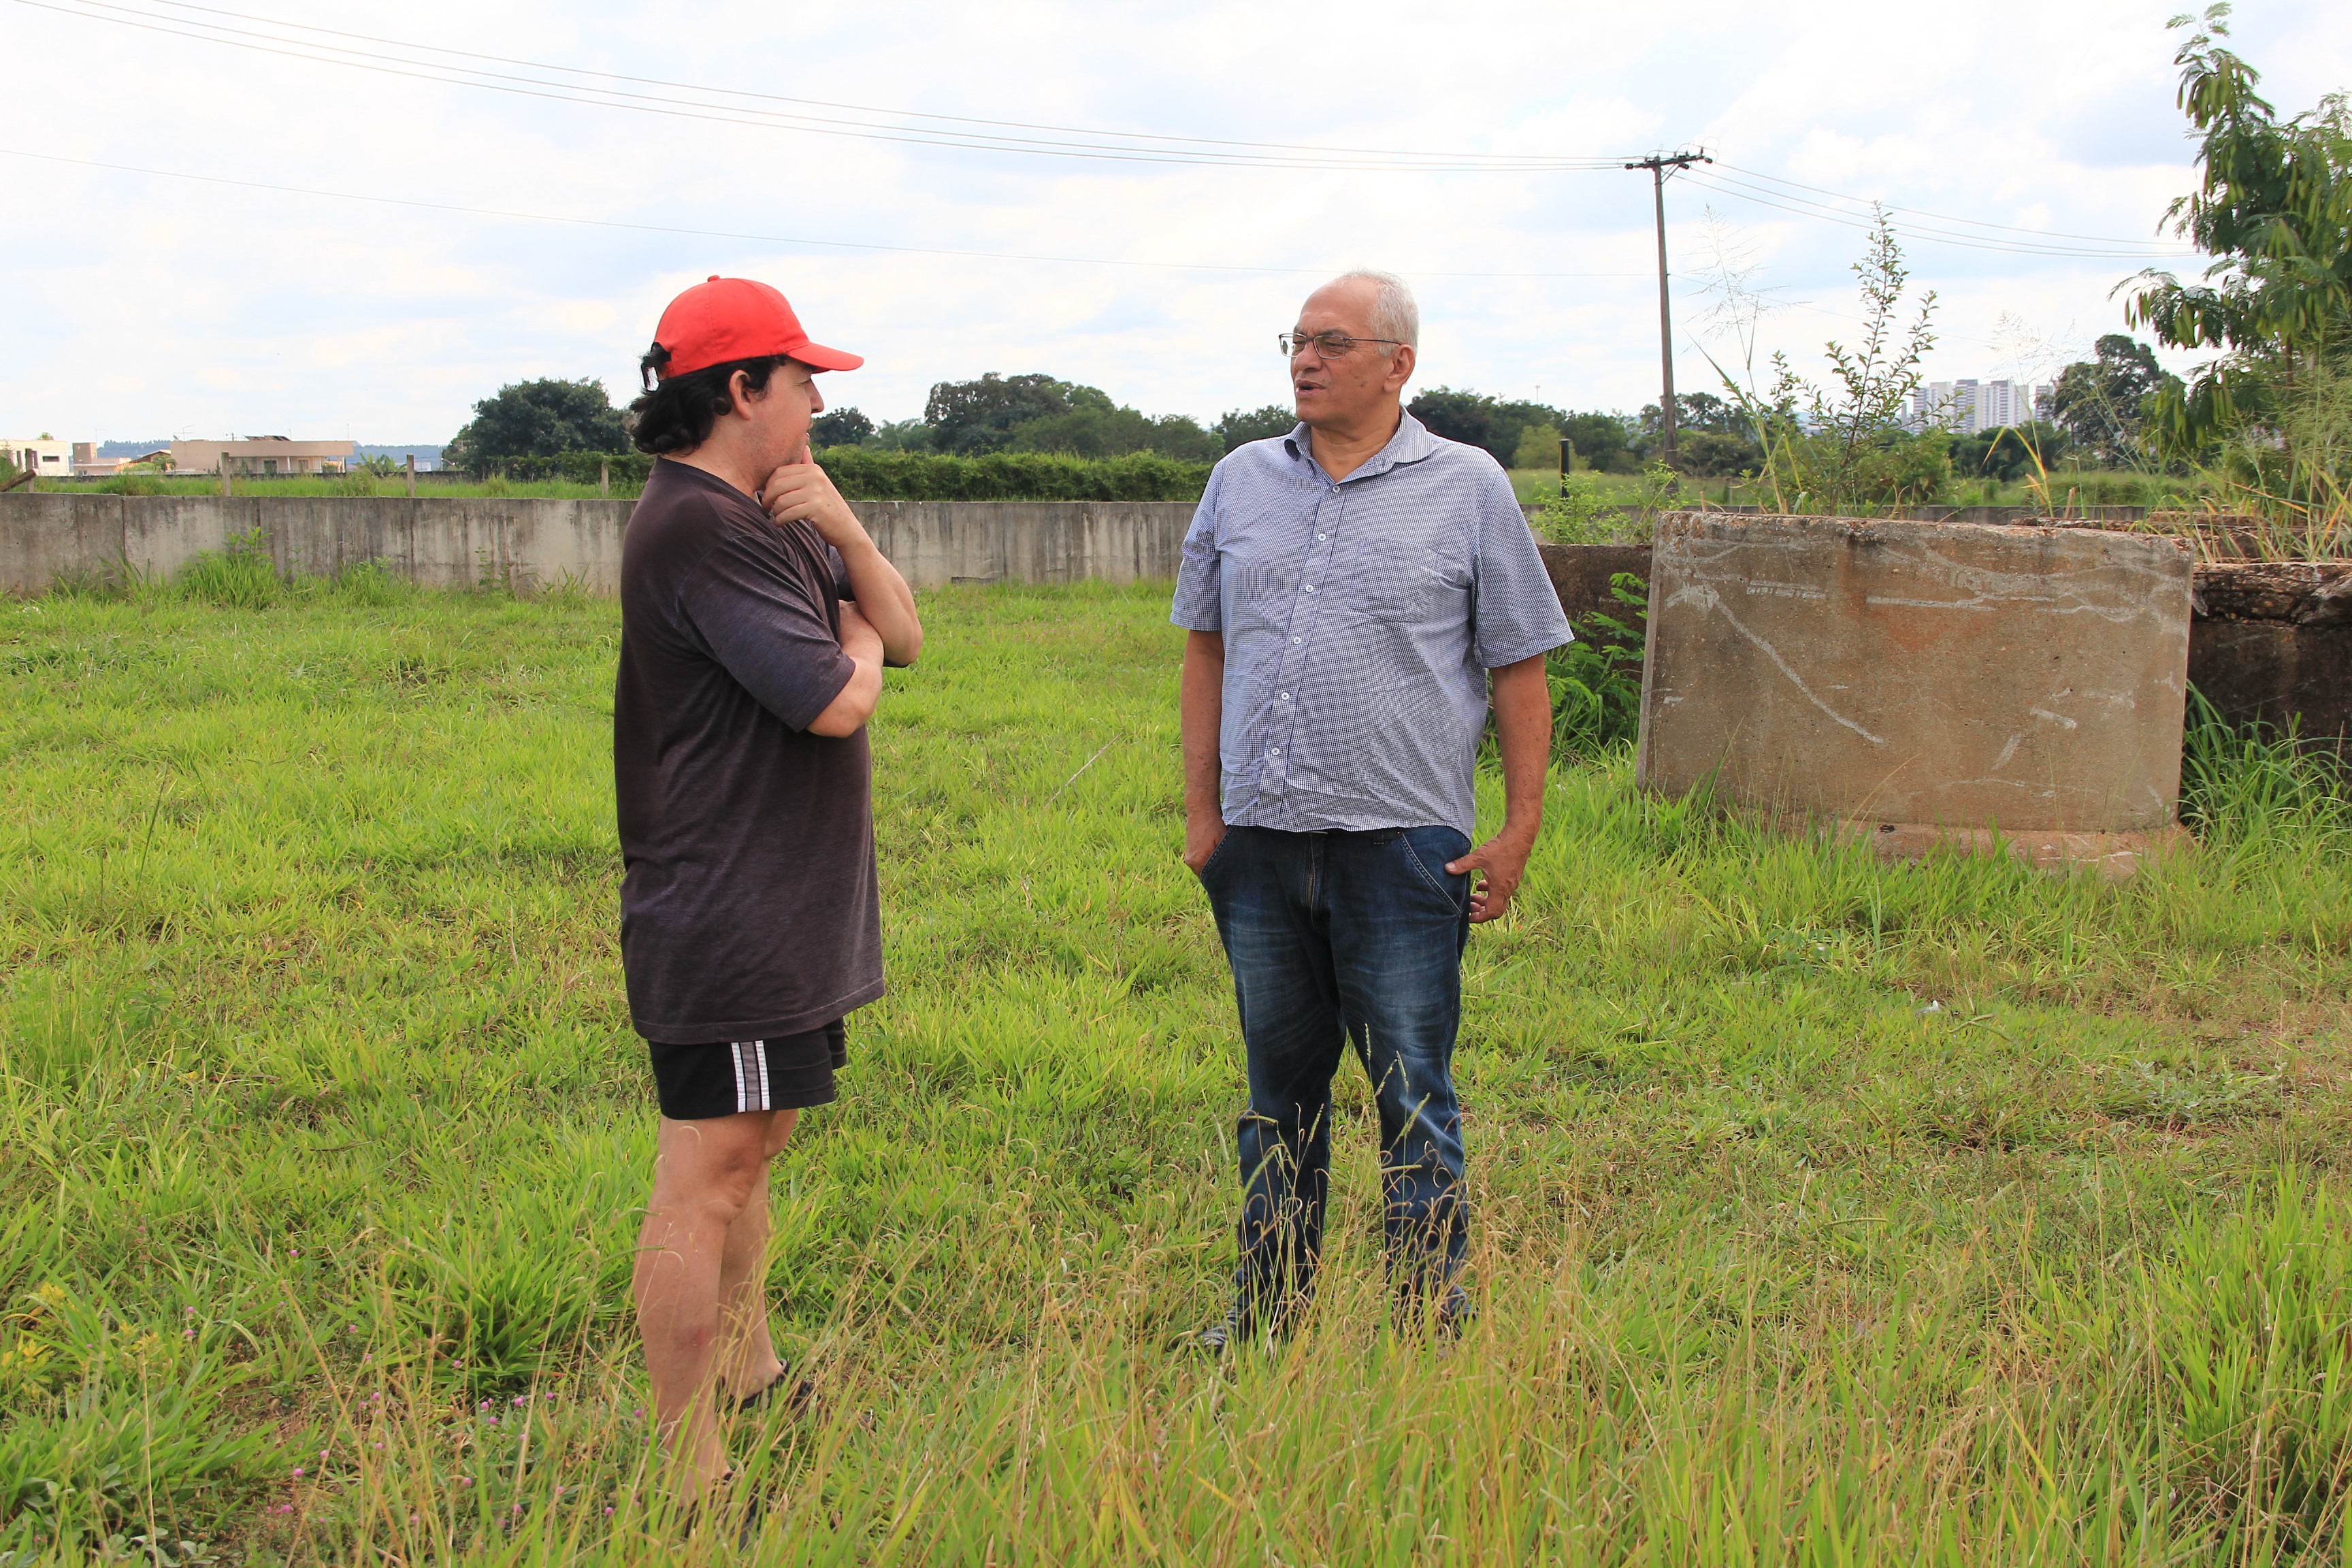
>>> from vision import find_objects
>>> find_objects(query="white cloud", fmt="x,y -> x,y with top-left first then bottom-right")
1,0 -> 2345,440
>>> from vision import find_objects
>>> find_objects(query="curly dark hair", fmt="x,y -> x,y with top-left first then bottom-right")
624,343 -> 794,455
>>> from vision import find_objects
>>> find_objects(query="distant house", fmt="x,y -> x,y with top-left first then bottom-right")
169,436 -> 355,476
74,442 -> 171,476
3,438 -> 73,478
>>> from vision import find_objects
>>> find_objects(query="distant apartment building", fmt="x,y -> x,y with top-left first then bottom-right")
169,437 -> 355,475
1909,379 -> 2047,435
3,438 -> 73,478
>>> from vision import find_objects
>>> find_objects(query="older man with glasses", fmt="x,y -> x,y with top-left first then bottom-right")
1173,268 -> 1572,1351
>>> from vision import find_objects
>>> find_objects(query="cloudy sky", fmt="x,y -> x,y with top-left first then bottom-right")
4,0 -> 2347,446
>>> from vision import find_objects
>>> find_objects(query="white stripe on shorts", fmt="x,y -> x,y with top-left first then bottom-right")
730,1041 -> 769,1113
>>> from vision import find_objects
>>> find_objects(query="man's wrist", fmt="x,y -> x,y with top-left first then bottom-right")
822,503 -> 876,549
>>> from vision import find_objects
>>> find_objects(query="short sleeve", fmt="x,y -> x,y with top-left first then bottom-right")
1469,473 -> 1573,668
1170,469 -> 1224,632
683,535 -> 857,731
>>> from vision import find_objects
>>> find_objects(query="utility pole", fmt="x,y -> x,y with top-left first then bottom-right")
1624,149 -> 1711,471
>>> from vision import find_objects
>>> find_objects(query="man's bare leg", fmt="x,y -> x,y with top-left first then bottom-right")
713,1109 -> 798,1401
633,1111 -> 779,1492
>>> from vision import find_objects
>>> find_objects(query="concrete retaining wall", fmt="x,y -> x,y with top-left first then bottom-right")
1634,513 -> 2195,866
0,493 -> 1196,593
1544,542 -> 2352,745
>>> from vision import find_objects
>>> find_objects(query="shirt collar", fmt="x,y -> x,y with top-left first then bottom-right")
1280,410 -> 1439,483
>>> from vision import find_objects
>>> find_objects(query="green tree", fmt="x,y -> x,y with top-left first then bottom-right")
810,408 -> 875,448
1561,412 -> 1637,474
1731,210 -> 1951,512
1405,387 -> 1501,455
446,378 -> 627,469
2124,5 -> 2352,464
1407,389 -> 1579,468
2046,337 -> 2174,466
872,419 -> 932,453
1214,406 -> 1296,451
1004,405 -> 1218,461
1511,422 -> 1564,471
924,373 -> 1071,455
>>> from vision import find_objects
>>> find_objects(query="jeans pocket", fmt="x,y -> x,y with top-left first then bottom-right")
1398,827 -> 1471,905
1194,826 -> 1241,883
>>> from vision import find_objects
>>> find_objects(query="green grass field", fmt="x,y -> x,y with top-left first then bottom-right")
5,573 -> 2352,1565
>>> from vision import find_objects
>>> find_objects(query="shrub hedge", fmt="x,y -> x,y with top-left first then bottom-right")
485,449 -> 1212,502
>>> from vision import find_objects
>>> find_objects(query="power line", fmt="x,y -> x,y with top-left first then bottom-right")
0,146 -> 1652,280
12,0 -> 2206,255
11,0 -> 1631,172
89,0 -> 1639,169
1684,171 -> 2195,261
1712,162 -> 2195,250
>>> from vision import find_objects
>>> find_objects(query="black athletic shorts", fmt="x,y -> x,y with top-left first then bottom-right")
647,1019 -> 847,1121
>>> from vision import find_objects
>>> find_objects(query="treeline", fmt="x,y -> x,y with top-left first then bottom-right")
485,449 -> 1211,502
441,371 -> 1282,477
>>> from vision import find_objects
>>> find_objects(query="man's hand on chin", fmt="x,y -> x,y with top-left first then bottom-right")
1446,828 -> 1535,924
761,444 -> 864,549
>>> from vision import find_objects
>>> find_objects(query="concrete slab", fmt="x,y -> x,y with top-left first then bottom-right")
1636,512 -> 2195,860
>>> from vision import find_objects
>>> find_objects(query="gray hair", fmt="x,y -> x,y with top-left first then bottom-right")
1330,268 -> 1419,349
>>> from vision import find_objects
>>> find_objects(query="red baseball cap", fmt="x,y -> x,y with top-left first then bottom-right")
651,276 -> 863,378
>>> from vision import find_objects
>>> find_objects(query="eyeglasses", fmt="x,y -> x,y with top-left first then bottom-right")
1278,331 -> 1405,360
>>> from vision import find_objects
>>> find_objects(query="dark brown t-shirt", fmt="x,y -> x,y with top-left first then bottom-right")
612,457 -> 883,1042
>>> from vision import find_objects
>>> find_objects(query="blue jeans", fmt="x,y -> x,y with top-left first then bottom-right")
1198,824 -> 1473,1316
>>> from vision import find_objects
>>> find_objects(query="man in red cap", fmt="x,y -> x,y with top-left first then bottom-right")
613,275 -> 922,1499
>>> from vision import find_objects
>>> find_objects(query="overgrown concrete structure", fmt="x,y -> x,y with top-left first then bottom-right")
1635,512 -> 2195,874
0,493 -> 1191,593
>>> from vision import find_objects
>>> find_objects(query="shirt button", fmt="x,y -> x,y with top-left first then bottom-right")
1329,484 -> 1339,493
1317,532 -> 1326,540
1304,585 -> 1316,594
1292,636 -> 1302,644
1269,747 -> 1281,757
1279,691 -> 1291,701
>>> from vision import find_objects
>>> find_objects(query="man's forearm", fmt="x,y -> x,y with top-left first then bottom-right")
1180,632 -> 1226,821
1490,654 -> 1552,839
834,533 -> 924,666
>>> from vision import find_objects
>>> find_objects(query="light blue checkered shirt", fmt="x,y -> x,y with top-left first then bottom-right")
1171,413 -> 1572,837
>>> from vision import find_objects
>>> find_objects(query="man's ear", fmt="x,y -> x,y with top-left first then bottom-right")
1386,344 -> 1417,395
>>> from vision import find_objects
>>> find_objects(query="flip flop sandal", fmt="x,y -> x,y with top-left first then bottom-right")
720,1365 -> 815,1418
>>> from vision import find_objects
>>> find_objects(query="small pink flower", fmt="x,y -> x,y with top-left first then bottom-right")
292,1468 -> 306,1477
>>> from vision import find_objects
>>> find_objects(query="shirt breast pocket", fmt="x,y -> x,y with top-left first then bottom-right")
1352,536 -> 1441,623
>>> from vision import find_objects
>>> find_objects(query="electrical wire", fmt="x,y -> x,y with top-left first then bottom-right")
1712,162 -> 2193,250
1684,171 -> 2195,261
72,0 -> 1638,169
0,146 -> 1652,280
12,0 -> 2206,256
10,0 -> 1632,172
